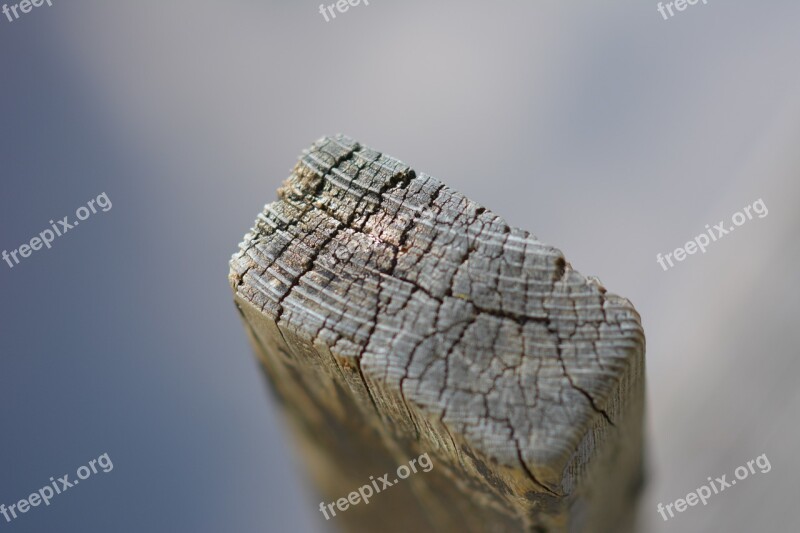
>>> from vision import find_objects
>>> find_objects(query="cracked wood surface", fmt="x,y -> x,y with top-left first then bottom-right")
230,135 -> 646,532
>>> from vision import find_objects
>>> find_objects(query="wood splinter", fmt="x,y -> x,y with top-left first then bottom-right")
229,135 -> 646,532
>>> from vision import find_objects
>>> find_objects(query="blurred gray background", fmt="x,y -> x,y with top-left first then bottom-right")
1,1 -> 798,532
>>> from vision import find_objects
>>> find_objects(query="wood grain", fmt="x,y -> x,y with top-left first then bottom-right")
229,135 -> 646,532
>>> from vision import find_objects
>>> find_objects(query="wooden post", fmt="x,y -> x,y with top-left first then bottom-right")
229,135 -> 646,532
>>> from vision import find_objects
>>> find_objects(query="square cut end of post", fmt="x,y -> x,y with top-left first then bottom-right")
230,135 -> 646,533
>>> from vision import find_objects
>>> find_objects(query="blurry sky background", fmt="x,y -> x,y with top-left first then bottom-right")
1,1 -> 798,532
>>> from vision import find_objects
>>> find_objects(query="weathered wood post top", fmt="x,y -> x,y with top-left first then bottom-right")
229,135 -> 645,532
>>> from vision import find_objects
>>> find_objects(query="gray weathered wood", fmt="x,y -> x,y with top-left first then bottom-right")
229,135 -> 646,532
